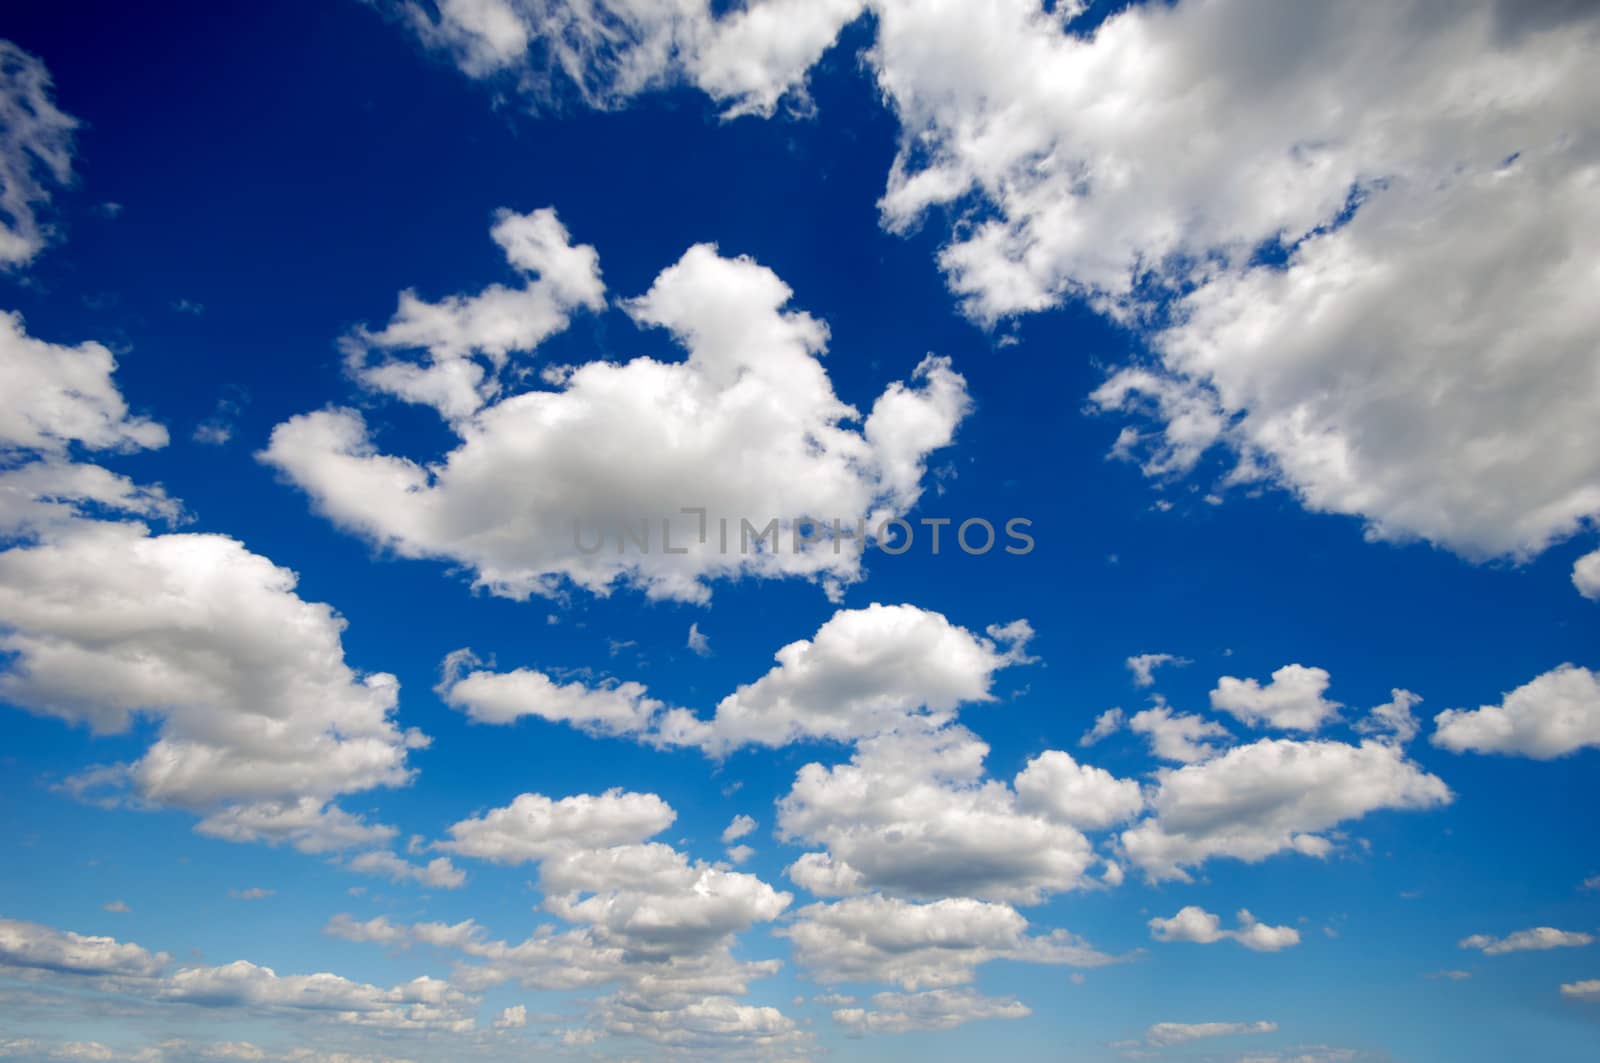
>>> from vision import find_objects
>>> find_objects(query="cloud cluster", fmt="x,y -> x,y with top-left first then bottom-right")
1148,906 -> 1301,952
0,916 -> 475,1034
264,239 -> 969,603
0,314 -> 432,874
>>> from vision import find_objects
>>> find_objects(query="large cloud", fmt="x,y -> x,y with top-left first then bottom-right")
0,316 -> 430,868
1121,737 -> 1451,881
262,239 -> 970,603
1432,664 -> 1600,759
780,894 -> 1112,990
0,43 -> 77,269
777,725 -> 1128,903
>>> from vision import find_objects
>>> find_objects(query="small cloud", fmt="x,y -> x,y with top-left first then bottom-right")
172,298 -> 205,315
726,844 -> 755,865
103,900 -> 129,913
229,887 -> 274,900
687,622 -> 711,657
1125,653 -> 1191,688
1427,969 -> 1473,981
1079,707 -> 1125,747
608,638 -> 637,657
722,814 -> 757,843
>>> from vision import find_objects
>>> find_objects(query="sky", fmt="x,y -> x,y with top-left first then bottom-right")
0,1 -> 1598,1061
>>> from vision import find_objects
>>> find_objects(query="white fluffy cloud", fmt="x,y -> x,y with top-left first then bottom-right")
1211,665 -> 1342,732
0,315 -> 429,872
1460,928 -> 1594,956
1012,749 -> 1144,831
1433,664 -> 1600,759
777,726 -> 1116,903
657,604 -> 1032,753
833,988 -> 1029,1035
439,603 -> 1032,754
0,312 -> 167,456
0,43 -> 77,268
1575,550 -> 1600,601
1129,699 -> 1232,764
263,241 -> 969,604
1121,738 -> 1451,881
781,894 -> 1112,990
441,789 -> 676,863
1148,906 -> 1300,952
341,207 -> 604,422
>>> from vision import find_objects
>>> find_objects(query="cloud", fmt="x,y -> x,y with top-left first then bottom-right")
101,901 -> 129,914
1148,906 -> 1300,952
441,789 -> 676,863
0,915 -> 474,1033
1459,928 -> 1594,955
344,851 -> 466,890
833,988 -> 1029,1035
262,242 -> 969,604
440,603 -> 1032,755
402,0 -> 867,118
1562,979 -> 1600,1001
0,312 -> 167,456
1129,700 -> 1232,763
686,622 -> 711,657
1432,664 -> 1600,759
781,894 -> 1113,990
1126,653 -> 1189,688
340,207 -> 604,422
1355,690 -> 1424,746
0,43 -> 77,268
721,814 -> 756,844
228,888 -> 273,901
777,725 -> 1119,903
1012,749 -> 1145,831
1211,665 -> 1342,732
1575,550 -> 1600,601
1079,707 -> 1124,747
1121,737 -> 1451,881
1146,1020 -> 1277,1047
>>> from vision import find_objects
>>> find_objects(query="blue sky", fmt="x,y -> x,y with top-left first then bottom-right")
1,1 -> 1598,1061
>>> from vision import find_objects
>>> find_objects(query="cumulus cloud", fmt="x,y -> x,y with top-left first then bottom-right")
1356,690 -> 1424,746
1121,738 -> 1451,881
0,916 -> 475,1033
1211,665 -> 1342,732
1459,928 -> 1594,956
1148,906 -> 1300,952
721,814 -> 756,844
1575,550 -> 1600,601
833,988 -> 1029,1035
1012,749 -> 1144,831
1079,707 -> 1124,747
441,789 -> 676,864
1432,664 -> 1600,759
263,241 -> 969,604
440,603 -> 1032,755
0,42 -> 77,268
1129,699 -> 1232,764
781,894 -> 1113,990
344,851 -> 466,890
340,207 -> 604,421
777,725 -> 1121,903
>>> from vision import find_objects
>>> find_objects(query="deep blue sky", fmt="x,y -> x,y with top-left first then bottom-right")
2,2 -> 1598,1061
